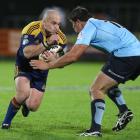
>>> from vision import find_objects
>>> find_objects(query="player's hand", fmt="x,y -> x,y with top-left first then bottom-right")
42,51 -> 58,62
47,34 -> 59,45
30,60 -> 50,70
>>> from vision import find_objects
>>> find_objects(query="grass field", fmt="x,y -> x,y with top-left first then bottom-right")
0,60 -> 140,140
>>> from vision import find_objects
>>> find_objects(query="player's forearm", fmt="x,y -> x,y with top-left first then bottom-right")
48,45 -> 88,69
23,44 -> 46,59
48,52 -> 78,69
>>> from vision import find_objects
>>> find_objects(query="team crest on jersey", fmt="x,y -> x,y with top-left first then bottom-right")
24,35 -> 29,39
22,35 -> 29,45
77,32 -> 83,40
22,38 -> 29,45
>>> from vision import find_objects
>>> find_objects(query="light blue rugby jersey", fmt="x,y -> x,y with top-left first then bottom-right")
75,18 -> 140,57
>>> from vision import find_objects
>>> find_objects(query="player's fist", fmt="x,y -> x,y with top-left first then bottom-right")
47,34 -> 59,45
39,50 -> 58,62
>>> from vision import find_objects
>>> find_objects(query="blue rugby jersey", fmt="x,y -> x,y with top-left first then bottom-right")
75,18 -> 140,57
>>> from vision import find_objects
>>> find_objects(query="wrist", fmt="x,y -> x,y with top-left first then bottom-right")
39,43 -> 47,51
47,62 -> 53,69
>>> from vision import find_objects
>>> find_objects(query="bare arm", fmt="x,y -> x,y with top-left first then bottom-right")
49,45 -> 88,68
23,43 -> 46,59
23,34 -> 60,59
30,44 -> 88,70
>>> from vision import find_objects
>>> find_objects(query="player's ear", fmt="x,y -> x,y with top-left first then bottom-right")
42,20 -> 45,28
76,19 -> 82,25
42,19 -> 47,29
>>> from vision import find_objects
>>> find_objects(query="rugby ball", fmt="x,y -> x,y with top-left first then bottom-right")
39,45 -> 62,62
49,45 -> 62,53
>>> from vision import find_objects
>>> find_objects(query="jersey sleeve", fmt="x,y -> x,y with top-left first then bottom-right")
75,20 -> 97,46
20,21 -> 41,48
21,34 -> 36,47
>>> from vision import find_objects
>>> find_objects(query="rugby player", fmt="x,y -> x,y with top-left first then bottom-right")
2,9 -> 67,129
30,6 -> 140,137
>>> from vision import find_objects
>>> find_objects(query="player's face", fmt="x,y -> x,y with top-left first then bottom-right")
43,15 -> 61,34
71,20 -> 83,33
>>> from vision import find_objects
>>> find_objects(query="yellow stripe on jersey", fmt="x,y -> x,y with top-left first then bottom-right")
22,21 -> 41,36
21,21 -> 67,46
57,30 -> 67,45
27,24 -> 40,34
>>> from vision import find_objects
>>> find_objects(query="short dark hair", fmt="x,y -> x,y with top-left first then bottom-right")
69,6 -> 92,22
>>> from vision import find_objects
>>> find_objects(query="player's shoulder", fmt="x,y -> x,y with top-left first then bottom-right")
22,21 -> 41,36
57,29 -> 67,45
86,18 -> 100,27
81,18 -> 98,31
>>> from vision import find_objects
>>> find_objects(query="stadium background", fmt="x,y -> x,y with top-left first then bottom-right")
0,1 -> 140,140
1,0 -> 140,60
